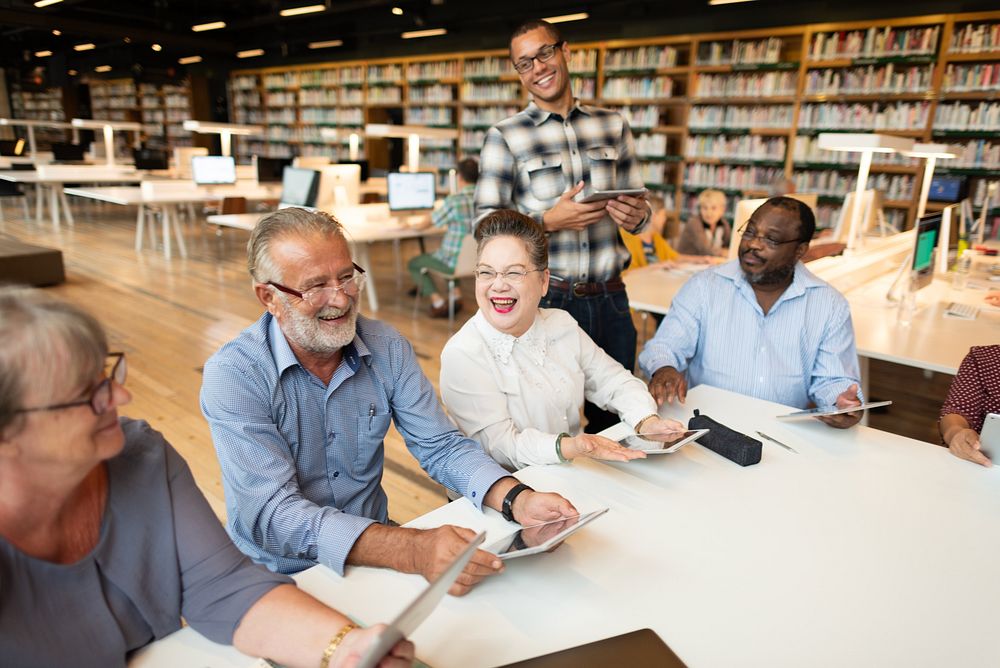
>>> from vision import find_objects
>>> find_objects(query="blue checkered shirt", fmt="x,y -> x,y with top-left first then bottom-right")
475,101 -> 649,282
431,184 -> 476,270
201,313 -> 509,575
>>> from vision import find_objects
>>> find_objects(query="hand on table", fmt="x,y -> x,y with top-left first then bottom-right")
816,383 -> 862,429
511,489 -> 578,527
411,525 -> 503,596
562,433 -> 647,462
648,366 -> 687,406
947,428 -> 992,467
336,624 -> 415,668
637,416 -> 686,437
542,181 -> 608,232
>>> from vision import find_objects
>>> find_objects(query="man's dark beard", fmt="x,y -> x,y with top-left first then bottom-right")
742,253 -> 795,286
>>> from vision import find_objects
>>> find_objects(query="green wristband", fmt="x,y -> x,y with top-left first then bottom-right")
555,432 -> 570,462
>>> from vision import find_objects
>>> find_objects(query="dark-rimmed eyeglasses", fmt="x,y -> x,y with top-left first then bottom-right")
268,263 -> 367,307
738,223 -> 803,250
16,352 -> 127,416
512,41 -> 565,74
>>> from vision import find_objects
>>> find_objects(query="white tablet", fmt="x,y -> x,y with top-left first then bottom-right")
483,508 -> 608,561
980,412 -> 1000,460
578,188 -> 647,203
775,400 -> 892,422
619,428 -> 708,454
354,531 -> 486,668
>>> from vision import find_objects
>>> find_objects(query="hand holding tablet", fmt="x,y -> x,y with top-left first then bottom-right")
484,509 -> 609,560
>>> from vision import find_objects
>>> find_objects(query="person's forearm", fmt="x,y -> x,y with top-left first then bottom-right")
346,523 -> 420,573
940,413 -> 972,444
234,584 -> 351,668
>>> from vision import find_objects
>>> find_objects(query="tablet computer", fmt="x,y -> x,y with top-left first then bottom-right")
775,400 -> 892,422
483,509 -> 608,560
979,412 -> 1000,460
578,188 -> 647,203
619,428 -> 708,454
354,531 -> 486,668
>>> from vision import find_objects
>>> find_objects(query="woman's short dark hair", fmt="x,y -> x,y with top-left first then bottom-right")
475,209 -> 548,270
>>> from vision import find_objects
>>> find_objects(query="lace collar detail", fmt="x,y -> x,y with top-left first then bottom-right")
473,311 -> 547,366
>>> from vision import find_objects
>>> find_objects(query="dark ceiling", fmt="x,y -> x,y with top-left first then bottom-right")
1,0 -> 996,84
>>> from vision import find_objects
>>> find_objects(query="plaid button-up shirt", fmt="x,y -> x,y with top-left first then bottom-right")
475,101 -> 649,283
431,184 -> 476,270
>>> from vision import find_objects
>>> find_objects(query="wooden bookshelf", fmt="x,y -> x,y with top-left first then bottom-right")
89,78 -> 193,154
8,84 -> 69,148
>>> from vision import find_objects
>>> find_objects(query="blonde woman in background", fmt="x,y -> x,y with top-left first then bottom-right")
676,188 -> 731,257
620,195 -> 720,271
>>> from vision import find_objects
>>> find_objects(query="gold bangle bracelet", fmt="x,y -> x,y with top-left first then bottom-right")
320,623 -> 358,668
634,414 -> 659,434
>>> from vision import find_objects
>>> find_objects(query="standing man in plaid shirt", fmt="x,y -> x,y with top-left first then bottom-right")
475,19 -> 651,432
408,158 -> 478,318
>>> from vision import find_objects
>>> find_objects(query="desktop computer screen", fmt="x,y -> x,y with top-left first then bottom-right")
133,148 -> 169,171
387,172 -> 436,211
51,142 -> 87,162
191,155 -> 237,185
338,160 -> 369,182
255,156 -> 293,184
280,167 -> 321,208
912,212 -> 941,290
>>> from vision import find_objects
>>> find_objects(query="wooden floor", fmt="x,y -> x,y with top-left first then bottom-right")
1,198 -> 952,525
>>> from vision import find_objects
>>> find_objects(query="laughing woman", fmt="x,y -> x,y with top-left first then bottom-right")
440,209 -> 684,471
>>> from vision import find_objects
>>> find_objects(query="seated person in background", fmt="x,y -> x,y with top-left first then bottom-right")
440,209 -> 684,471
939,345 -> 1000,467
407,157 -> 479,318
639,197 -> 864,429
201,207 -> 576,595
0,288 -> 412,668
675,188 -> 731,257
620,194 -> 719,271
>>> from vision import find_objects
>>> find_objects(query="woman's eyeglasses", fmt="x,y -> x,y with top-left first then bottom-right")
16,352 -> 127,416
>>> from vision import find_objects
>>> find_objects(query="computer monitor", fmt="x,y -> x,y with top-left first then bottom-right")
0,139 -> 25,156
254,156 -> 293,184
928,175 -> 967,203
316,164 -> 361,210
387,172 -> 436,212
133,147 -> 169,171
338,159 -> 369,182
51,143 -> 87,162
279,167 -> 321,208
191,155 -> 237,185
911,212 -> 941,291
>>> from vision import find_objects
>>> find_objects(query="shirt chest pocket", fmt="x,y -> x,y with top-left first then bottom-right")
353,412 -> 391,475
525,153 -> 566,202
586,146 -> 619,191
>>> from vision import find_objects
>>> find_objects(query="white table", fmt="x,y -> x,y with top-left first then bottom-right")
0,168 -> 144,229
206,204 -> 444,311
132,384 -> 1000,668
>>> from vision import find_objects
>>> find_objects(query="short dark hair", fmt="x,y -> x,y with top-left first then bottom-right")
509,19 -> 564,54
762,196 -> 815,243
475,209 -> 548,270
457,158 -> 479,184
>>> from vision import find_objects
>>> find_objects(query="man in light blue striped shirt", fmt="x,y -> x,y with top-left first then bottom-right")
639,197 -> 864,429
201,208 -> 576,593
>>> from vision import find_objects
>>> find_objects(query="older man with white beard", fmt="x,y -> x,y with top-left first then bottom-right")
201,208 -> 576,595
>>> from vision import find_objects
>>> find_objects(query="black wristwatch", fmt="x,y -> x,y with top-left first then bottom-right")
501,482 -> 533,522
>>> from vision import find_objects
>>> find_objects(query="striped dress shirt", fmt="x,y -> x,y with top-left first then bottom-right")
638,260 -> 862,409
474,101 -> 649,283
201,313 -> 509,575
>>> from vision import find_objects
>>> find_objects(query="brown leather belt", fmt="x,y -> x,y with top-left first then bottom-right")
548,276 -> 626,297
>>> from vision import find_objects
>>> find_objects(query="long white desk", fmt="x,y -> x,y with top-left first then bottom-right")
0,168 -> 144,229
132,384 -> 1000,668
206,205 -> 444,312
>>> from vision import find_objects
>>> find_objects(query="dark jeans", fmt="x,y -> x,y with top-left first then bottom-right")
540,286 -> 637,434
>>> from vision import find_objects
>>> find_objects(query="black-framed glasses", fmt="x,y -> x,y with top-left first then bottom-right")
738,223 -> 803,250
16,352 -> 127,416
512,41 -> 565,74
474,267 -> 545,284
268,263 -> 367,307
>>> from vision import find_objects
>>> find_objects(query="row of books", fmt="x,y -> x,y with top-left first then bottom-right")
804,64 -> 933,95
367,88 -> 403,104
460,82 -> 521,102
141,109 -> 188,123
792,135 -> 916,166
368,64 -> 403,83
404,107 -> 454,125
572,78 -> 596,99
300,68 -> 363,86
693,72 -> 797,98
605,45 -> 678,71
797,101 -> 930,130
233,110 -> 264,124
684,135 -> 787,161
933,101 -> 1000,130
947,140 -> 1000,169
300,108 -> 363,124
409,85 -> 455,103
140,96 -> 162,110
570,49 -> 599,73
602,76 -> 675,99
92,98 -> 137,110
464,57 -> 510,78
91,82 -> 137,96
812,203 -> 905,230
460,130 -> 486,152
949,22 -> 1000,53
420,137 -> 454,150
299,88 -> 363,105
684,163 -> 784,190
408,61 -> 459,81
164,94 -> 189,109
942,63 -> 1000,93
635,133 -> 669,157
267,91 -> 296,106
300,128 -> 364,144
808,25 -> 940,59
231,75 -> 259,91
651,190 -> 677,211
689,104 -> 794,129
791,171 -> 914,199
263,73 -> 300,89
640,162 -> 668,185
230,91 -> 260,107
460,106 -> 520,126
695,38 -> 784,66
608,105 -> 661,130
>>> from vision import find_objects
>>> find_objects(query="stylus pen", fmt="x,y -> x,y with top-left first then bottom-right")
756,431 -> 799,454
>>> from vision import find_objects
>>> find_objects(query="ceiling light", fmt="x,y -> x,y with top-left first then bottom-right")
95,65 -> 112,72
123,37 -> 131,43
34,0 -> 63,7
74,43 -> 95,51
68,69 -> 77,75
178,55 -> 202,64
52,29 -> 61,36
707,0 -> 756,4
279,4 -> 325,17
401,28 -> 446,39
543,12 -> 589,23
392,6 -> 403,14
237,48 -> 265,58
308,39 -> 343,49
192,21 -> 226,32
151,43 -> 162,51
35,50 -> 53,57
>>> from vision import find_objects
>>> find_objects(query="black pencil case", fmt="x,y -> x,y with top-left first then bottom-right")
688,409 -> 761,467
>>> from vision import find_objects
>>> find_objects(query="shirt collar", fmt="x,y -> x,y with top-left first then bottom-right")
715,259 -> 824,309
525,99 -> 590,127
267,311 -> 372,375
472,310 -> 547,366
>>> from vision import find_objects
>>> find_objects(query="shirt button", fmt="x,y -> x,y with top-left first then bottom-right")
333,471 -> 340,478
471,491 -> 477,498
758,376 -> 764,382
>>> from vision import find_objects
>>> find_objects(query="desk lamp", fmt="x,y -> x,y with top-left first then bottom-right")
0,119 -> 75,160
183,121 -> 263,158
364,124 -> 459,172
70,119 -> 142,167
902,143 -> 960,221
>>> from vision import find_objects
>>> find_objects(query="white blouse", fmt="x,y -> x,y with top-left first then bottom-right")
439,308 -> 658,470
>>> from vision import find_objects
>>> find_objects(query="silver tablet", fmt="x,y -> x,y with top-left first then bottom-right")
483,509 -> 608,560
775,400 -> 892,421
578,188 -> 647,203
619,428 -> 708,454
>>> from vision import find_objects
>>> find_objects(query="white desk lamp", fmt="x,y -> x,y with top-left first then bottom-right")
70,119 -> 142,167
364,123 -> 459,172
817,133 -> 914,250
0,119 -> 75,159
318,127 -> 363,161
902,143 -> 960,220
183,120 -> 263,157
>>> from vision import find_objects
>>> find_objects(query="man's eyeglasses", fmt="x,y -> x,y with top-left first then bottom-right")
16,352 -> 127,416
268,263 -> 367,307
738,223 -> 803,250
474,268 -> 545,284
512,41 -> 565,74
